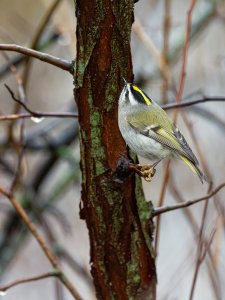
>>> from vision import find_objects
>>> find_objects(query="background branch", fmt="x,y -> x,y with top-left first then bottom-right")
0,44 -> 73,73
0,186 -> 82,300
4,84 -> 77,119
22,0 -> 63,88
153,182 -> 225,216
0,271 -> 60,293
163,96 -> 225,110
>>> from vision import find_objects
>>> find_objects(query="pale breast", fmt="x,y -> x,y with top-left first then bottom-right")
119,119 -> 171,162
126,129 -> 172,161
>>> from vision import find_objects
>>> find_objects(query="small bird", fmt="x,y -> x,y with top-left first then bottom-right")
118,81 -> 206,183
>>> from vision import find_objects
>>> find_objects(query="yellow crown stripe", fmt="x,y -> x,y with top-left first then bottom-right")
132,85 -> 152,106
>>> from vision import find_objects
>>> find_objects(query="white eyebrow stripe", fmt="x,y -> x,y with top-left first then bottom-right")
127,85 -> 138,106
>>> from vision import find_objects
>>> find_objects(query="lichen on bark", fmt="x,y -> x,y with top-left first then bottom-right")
74,1 -> 156,299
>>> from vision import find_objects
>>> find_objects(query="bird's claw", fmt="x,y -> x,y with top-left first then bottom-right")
115,156 -> 158,182
128,163 -> 156,182
138,165 -> 156,182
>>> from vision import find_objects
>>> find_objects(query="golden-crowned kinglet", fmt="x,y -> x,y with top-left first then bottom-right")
118,81 -> 206,183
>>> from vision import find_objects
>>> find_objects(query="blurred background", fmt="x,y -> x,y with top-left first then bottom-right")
0,0 -> 225,299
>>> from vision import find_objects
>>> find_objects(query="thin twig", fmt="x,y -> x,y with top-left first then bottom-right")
189,208 -> 213,300
175,0 -> 196,103
0,112 -> 78,121
10,105 -> 25,192
133,19 -> 170,82
200,228 -> 217,263
34,215 -> 66,300
2,86 -> 225,122
162,96 -> 225,110
180,112 -> 221,298
173,0 -> 196,122
189,181 -> 212,300
154,0 -> 197,254
169,176 -> 221,299
0,31 -> 62,80
0,44 -> 73,73
3,84 -> 78,119
159,10 -> 175,268
0,97 -> 224,120
1,45 -> 24,144
161,0 -> 171,103
153,182 -> 225,216
154,161 -> 170,253
36,211 -> 92,287
0,186 -> 82,300
0,271 -> 60,293
2,58 -> 27,193
23,0 -> 63,88
170,1 -> 221,294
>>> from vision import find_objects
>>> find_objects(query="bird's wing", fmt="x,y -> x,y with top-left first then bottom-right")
127,110 -> 199,165
172,124 -> 199,165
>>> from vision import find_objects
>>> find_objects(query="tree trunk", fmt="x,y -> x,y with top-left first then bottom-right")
74,1 -> 157,299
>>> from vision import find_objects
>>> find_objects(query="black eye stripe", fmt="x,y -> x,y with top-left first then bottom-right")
130,85 -> 153,105
131,88 -> 146,104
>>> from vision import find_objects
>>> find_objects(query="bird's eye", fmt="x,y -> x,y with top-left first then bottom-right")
131,89 -> 144,104
131,85 -> 152,106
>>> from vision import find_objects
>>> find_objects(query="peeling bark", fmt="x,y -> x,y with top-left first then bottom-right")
74,1 -> 156,299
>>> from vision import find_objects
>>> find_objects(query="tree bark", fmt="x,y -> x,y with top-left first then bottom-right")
74,1 -> 157,299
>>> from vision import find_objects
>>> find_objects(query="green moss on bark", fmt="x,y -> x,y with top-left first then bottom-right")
74,0 -> 156,298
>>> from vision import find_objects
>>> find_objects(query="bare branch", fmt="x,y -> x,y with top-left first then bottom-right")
175,0 -> 196,102
169,176 -> 221,298
163,96 -> 225,110
0,186 -> 82,300
0,44 -> 73,73
172,0 -> 196,126
2,84 -> 225,121
199,228 -> 216,263
0,271 -> 60,293
153,182 -> 225,217
161,0 -> 171,103
154,0 -> 197,255
0,112 -> 77,121
3,61 -> 27,193
133,19 -> 170,82
1,96 -> 225,121
3,84 -> 78,120
0,31 -> 61,80
1,98 -> 225,122
154,161 -> 170,252
23,0 -> 63,87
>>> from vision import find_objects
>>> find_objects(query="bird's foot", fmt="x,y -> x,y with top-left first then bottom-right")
115,156 -> 161,182
139,165 -> 156,182
128,163 -> 156,182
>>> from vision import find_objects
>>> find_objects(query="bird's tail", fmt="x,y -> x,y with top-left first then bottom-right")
180,155 -> 208,184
